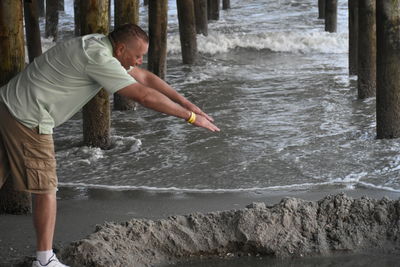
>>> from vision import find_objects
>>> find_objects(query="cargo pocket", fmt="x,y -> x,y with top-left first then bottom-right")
23,143 -> 57,191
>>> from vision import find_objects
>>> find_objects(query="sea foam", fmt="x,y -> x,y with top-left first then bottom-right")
168,31 -> 348,55
58,179 -> 400,194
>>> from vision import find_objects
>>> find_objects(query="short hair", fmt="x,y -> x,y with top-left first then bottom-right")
109,23 -> 149,44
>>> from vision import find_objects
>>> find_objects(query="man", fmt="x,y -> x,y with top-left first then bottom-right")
0,24 -> 219,267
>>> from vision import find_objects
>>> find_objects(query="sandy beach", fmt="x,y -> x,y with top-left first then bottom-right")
2,186 -> 400,266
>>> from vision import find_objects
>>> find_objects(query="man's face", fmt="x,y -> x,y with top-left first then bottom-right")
115,38 -> 149,70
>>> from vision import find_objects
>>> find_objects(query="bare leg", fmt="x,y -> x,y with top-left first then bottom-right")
33,193 -> 57,251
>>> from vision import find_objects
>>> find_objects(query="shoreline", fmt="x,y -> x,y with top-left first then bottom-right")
1,185 -> 400,266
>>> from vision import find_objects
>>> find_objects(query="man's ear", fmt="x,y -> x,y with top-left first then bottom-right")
114,42 -> 126,57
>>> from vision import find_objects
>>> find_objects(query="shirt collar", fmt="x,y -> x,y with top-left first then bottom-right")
103,35 -> 115,56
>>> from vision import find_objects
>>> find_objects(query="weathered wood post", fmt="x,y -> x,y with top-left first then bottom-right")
325,0 -> 337,32
59,0 -> 64,11
45,0 -> 59,40
0,2 -> 26,100
38,0 -> 45,17
376,1 -> 400,139
318,0 -> 325,19
108,0 -> 111,31
148,0 -> 168,79
348,0 -> 358,75
222,0 -> 230,10
74,0 -> 81,36
177,0 -> 197,64
208,0 -> 220,21
194,0 -> 208,36
80,0 -> 111,149
24,0 -> 43,63
0,0 -> 32,214
115,0 -> 139,26
113,0 -> 139,111
357,0 -> 376,99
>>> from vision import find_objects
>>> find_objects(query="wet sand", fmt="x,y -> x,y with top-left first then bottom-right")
1,186 -> 400,266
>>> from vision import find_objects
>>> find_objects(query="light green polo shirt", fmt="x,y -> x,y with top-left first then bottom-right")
0,34 -> 136,134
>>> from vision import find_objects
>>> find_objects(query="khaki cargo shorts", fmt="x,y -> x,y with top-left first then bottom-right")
0,103 -> 57,194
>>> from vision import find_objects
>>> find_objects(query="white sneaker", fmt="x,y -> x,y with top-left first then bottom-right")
32,253 -> 70,267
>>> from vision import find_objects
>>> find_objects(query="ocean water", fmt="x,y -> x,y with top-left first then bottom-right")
44,0 -> 400,196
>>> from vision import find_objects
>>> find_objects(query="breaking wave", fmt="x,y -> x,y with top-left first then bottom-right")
168,31 -> 348,55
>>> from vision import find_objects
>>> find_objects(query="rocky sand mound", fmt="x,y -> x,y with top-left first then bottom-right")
61,194 -> 400,266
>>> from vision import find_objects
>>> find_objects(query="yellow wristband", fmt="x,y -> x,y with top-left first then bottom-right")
187,112 -> 196,124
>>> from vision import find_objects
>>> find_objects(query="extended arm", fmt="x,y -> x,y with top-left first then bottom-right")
117,83 -> 220,132
129,67 -> 214,122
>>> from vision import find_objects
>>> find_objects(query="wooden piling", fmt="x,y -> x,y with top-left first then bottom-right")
59,0 -> 65,11
318,0 -> 325,19
80,0 -> 111,149
357,0 -> 376,99
74,0 -> 81,36
0,0 -> 32,214
0,1 -> 25,85
38,0 -> 45,17
208,0 -> 220,21
348,0 -> 358,75
45,0 -> 59,40
115,0 -> 139,26
148,0 -> 168,79
177,0 -> 197,64
222,0 -> 230,10
24,0 -> 42,63
194,0 -> 208,36
79,0 -> 109,43
108,0 -> 111,30
325,0 -> 337,33
114,0 -> 139,111
376,1 -> 400,139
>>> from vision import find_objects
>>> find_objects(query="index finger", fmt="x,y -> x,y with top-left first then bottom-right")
198,111 -> 214,122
